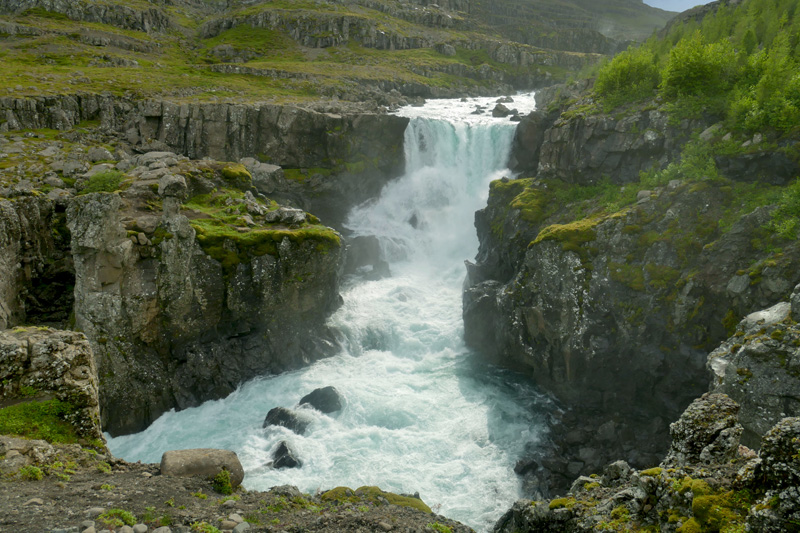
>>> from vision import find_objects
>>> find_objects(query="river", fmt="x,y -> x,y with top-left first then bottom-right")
108,94 -> 551,531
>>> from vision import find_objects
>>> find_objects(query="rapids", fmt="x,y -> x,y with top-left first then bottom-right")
108,93 -> 551,531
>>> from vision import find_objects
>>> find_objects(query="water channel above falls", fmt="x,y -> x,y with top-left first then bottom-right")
108,94 -> 552,532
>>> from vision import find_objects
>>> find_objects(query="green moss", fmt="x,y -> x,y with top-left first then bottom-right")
150,227 -> 173,246
427,522 -> 452,533
354,486 -> 432,513
640,467 -> 663,477
645,263 -> 681,290
691,492 -> 747,531
0,399 -> 79,443
321,487 -> 359,504
220,164 -> 252,184
722,310 -> 741,336
548,497 -> 577,510
584,482 -> 601,490
676,518 -> 702,533
532,218 -> 599,248
322,486 -> 431,513
609,261 -> 645,291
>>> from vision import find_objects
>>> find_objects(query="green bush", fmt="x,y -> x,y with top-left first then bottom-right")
78,170 -> 126,195
19,465 -> 43,481
661,31 -> 737,98
212,469 -> 233,495
98,509 -> 136,528
594,45 -> 660,110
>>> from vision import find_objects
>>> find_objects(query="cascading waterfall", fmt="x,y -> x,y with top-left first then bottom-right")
108,94 -> 551,532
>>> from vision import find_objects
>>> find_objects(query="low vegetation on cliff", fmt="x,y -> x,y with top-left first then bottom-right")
0,0 -> 671,104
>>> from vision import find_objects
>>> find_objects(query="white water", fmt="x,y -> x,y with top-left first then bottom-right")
108,93 -> 551,532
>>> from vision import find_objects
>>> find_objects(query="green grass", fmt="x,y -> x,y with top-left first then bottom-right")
0,399 -> 79,443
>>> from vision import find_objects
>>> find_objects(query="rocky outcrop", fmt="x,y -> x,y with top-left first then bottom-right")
0,327 -> 103,443
465,173 -> 800,492
534,106 -> 695,185
0,96 -> 409,228
708,287 -> 800,447
0,195 -> 73,329
0,0 -> 173,33
494,394 -> 800,533
66,154 -> 345,435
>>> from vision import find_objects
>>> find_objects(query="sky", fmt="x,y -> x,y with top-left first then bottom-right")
643,0 -> 714,13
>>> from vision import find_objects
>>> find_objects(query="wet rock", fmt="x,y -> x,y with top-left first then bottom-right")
272,441 -> 302,469
263,407 -> 311,434
160,449 -> 245,488
299,386 -> 343,414
492,103 -> 511,117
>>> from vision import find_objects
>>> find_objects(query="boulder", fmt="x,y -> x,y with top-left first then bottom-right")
272,441 -> 302,469
160,449 -> 244,488
665,393 -> 741,466
263,407 -> 311,434
492,103 -> 511,117
299,386 -> 343,414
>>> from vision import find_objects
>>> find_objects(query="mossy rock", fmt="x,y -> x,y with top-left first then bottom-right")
220,164 -> 252,184
321,486 -> 431,513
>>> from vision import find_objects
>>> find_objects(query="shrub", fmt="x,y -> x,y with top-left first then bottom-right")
661,31 -> 737,98
98,509 -> 136,528
78,170 -> 126,195
19,465 -> 43,481
595,45 -> 660,110
212,469 -> 233,495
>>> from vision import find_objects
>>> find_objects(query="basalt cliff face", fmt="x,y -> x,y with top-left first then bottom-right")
0,131 -> 354,435
465,88 -> 800,494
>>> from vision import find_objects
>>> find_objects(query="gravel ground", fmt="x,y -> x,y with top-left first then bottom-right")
0,438 -> 475,533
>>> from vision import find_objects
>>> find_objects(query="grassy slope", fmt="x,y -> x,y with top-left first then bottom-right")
0,0 -> 673,103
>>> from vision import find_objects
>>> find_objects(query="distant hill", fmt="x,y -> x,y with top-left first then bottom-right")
0,0 -> 675,103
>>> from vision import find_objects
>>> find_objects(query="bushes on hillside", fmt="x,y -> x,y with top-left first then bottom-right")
594,46 -> 660,110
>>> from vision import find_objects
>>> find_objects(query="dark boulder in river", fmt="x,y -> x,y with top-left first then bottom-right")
272,440 -> 302,469
299,386 -> 344,414
263,407 -> 311,434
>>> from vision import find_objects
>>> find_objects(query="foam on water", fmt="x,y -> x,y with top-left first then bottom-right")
108,92 -> 550,531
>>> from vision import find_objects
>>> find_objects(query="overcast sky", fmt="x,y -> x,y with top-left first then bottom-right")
643,0 -> 714,13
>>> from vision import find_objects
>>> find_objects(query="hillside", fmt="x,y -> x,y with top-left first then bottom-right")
0,0 -> 674,104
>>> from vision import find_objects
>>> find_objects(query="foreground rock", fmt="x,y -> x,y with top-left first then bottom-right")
0,437 -> 472,532
494,393 -> 800,532
708,286 -> 800,447
160,449 -> 245,488
0,327 -> 104,445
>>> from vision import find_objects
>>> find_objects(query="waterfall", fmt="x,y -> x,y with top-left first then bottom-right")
107,94 -> 551,532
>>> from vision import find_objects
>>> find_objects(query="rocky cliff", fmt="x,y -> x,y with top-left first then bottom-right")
465,88 -> 800,494
707,286 -> 800,449
63,153 -> 344,435
0,122 -> 351,436
494,393 -> 800,532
